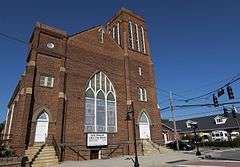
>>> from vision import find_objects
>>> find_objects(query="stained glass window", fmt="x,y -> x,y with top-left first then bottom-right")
84,72 -> 117,133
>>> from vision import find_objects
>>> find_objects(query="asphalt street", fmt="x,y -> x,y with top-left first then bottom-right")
209,149 -> 240,161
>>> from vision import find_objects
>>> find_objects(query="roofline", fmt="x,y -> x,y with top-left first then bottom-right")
176,113 -> 240,123
69,24 -> 102,37
8,80 -> 21,107
178,126 -> 240,134
105,7 -> 145,26
161,122 -> 174,131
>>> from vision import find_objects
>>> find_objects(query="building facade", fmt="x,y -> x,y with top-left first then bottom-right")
3,8 -> 163,161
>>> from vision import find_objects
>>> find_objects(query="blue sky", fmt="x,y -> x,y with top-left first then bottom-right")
0,0 -> 240,122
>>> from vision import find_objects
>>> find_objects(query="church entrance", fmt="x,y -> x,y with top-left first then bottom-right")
34,112 -> 49,143
139,112 -> 151,139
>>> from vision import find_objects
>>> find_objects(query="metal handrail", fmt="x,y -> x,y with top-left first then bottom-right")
52,135 -> 60,161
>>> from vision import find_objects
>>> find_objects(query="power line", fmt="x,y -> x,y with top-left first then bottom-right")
160,101 -> 240,111
176,74 -> 239,95
162,109 -> 222,120
158,88 -> 187,100
183,74 -> 240,102
0,32 -> 27,45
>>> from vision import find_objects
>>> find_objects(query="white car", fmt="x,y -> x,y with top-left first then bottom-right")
212,130 -> 228,141
230,131 -> 239,140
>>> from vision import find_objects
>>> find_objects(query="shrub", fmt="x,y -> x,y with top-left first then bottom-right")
199,138 -> 240,148
0,144 -> 14,157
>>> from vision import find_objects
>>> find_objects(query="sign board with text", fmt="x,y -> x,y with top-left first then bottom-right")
87,133 -> 107,147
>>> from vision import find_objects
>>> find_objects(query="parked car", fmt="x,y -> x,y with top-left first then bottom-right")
166,140 -> 195,151
212,130 -> 228,141
230,131 -> 239,140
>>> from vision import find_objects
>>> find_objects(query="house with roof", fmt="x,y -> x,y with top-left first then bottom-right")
162,113 -> 240,142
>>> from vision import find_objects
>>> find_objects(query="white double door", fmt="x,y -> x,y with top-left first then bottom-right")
139,124 -> 151,139
34,121 -> 49,143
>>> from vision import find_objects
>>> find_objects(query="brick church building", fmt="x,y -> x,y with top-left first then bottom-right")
3,8 -> 163,161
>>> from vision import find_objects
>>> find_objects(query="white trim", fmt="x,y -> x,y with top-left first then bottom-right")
144,88 -> 147,101
112,27 -> 115,39
3,108 -> 10,139
135,24 -> 140,51
85,72 -> 117,133
129,21 -> 134,49
141,27 -> 146,53
138,67 -> 142,76
40,76 -> 54,88
117,22 -> 120,45
7,104 -> 15,139
94,74 -> 97,132
139,112 -> 151,139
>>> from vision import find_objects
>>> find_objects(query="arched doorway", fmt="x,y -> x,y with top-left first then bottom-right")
139,112 -> 151,139
34,111 -> 49,143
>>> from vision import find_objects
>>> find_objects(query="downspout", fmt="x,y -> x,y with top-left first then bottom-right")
60,37 -> 68,162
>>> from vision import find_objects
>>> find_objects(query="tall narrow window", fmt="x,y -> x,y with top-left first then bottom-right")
138,67 -> 142,76
138,88 -> 147,101
96,91 -> 105,132
98,28 -> 104,44
128,21 -> 134,49
117,22 -> 120,45
138,88 -> 143,101
135,24 -> 140,51
112,27 -> 115,39
141,27 -> 146,53
85,72 -> 117,133
85,89 -> 95,132
40,76 -> 54,88
133,24 -> 138,50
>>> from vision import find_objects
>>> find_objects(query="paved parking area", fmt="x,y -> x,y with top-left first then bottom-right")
55,151 -> 198,167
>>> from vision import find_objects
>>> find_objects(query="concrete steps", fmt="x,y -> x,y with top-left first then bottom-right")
142,140 -> 161,155
25,144 -> 59,167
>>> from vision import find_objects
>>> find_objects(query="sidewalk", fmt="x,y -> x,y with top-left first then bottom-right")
56,151 -> 199,167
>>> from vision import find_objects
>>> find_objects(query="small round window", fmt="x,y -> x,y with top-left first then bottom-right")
47,43 -> 55,49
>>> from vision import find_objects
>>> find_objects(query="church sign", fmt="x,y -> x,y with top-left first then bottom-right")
87,133 -> 107,147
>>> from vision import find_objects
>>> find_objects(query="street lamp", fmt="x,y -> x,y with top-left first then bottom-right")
190,122 -> 201,156
126,101 -> 140,167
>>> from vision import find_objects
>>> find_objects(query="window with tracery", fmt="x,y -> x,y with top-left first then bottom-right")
85,72 -> 117,133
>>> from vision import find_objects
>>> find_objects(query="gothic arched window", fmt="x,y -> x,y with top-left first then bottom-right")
85,72 -> 117,133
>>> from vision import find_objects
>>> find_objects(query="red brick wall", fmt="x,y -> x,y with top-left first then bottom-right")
7,8 -> 163,160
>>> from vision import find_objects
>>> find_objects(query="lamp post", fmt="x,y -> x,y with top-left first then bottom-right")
190,122 -> 201,156
127,101 -> 140,167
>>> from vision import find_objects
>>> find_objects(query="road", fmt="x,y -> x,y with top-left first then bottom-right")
176,159 -> 240,167
175,148 -> 240,167
214,149 -> 240,161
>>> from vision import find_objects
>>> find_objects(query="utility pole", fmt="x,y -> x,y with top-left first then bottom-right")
169,91 -> 179,150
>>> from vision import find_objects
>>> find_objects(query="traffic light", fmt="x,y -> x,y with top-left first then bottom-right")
223,107 -> 229,117
213,94 -> 219,107
232,107 -> 237,118
217,88 -> 225,97
227,85 -> 234,100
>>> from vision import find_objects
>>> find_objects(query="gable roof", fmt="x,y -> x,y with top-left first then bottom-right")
163,113 -> 240,133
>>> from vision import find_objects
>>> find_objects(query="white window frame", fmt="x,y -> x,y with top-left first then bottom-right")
85,72 -> 117,133
40,76 -> 54,88
141,26 -> 146,53
117,22 -> 120,45
129,21 -> 134,49
214,116 -> 227,125
112,26 -> 115,39
135,24 -> 140,52
138,67 -> 142,76
143,88 -> 147,101
138,88 -> 147,101
98,28 -> 104,43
